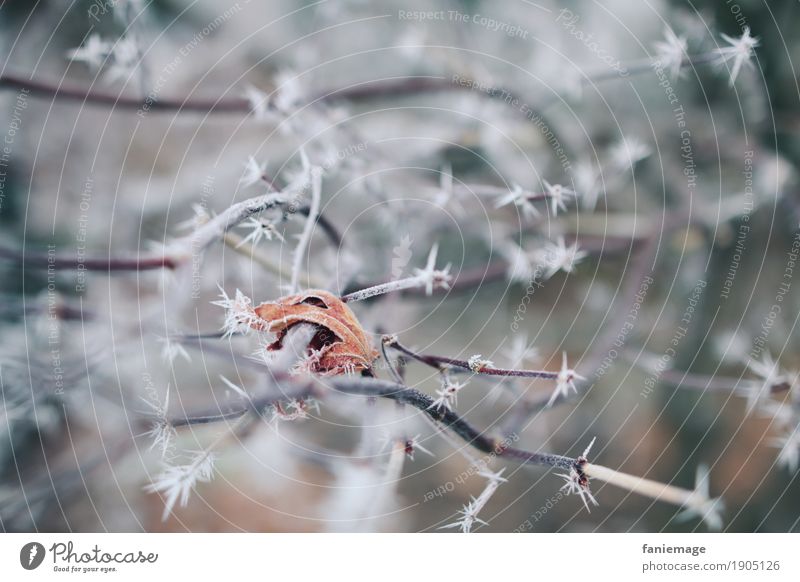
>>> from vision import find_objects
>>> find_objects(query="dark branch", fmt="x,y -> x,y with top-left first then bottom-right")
165,375 -> 575,471
385,337 -> 559,380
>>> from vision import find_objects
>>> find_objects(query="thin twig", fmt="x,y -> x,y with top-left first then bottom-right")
290,168 -> 322,293
385,337 -> 559,380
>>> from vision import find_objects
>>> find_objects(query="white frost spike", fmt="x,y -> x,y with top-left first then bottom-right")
219,375 -> 251,403
66,33 -> 110,70
547,352 -> 585,407
582,436 -> 596,458
404,435 -> 435,460
555,437 -> 598,512
429,378 -> 467,412
542,180 -> 576,216
714,26 -> 759,86
771,427 -> 800,473
274,68 -> 305,112
433,163 -> 454,207
676,464 -> 724,531
145,451 -> 216,521
468,354 -> 493,373
104,36 -> 140,84
240,156 -> 268,187
159,337 -> 191,365
175,203 -> 210,233
412,243 -> 453,296
211,287 -> 260,337
344,243 -> 452,301
557,466 -> 599,512
653,27 -> 688,79
499,240 -> 534,283
610,137 -> 651,171
284,147 -> 313,194
141,385 -> 175,459
494,183 -> 540,220
243,84 -> 271,121
538,237 -> 588,279
745,353 -> 788,414
237,217 -> 284,247
508,334 -> 539,367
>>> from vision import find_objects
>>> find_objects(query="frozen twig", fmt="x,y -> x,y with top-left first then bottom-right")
290,165 -> 322,293
583,462 -> 724,530
441,468 -> 507,533
384,336 -> 559,380
341,244 -> 452,302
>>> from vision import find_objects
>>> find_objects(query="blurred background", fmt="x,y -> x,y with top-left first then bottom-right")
1,0 -> 799,532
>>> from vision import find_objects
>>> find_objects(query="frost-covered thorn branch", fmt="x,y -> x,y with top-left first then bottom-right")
402,435 -> 434,461
493,180 -> 578,218
428,371 -> 467,412
442,468 -> 506,533
145,450 -> 217,521
557,437 -> 599,512
341,244 -> 452,302
380,336 -> 406,385
386,337 -> 559,380
140,385 -> 175,459
145,413 -> 254,521
547,352 -> 585,407
582,461 -> 724,530
210,287 -> 261,337
237,217 -> 285,248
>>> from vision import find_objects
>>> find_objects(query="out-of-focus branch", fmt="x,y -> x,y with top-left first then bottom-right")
0,191 -> 289,273
0,246 -> 177,270
1,52 -> 721,116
